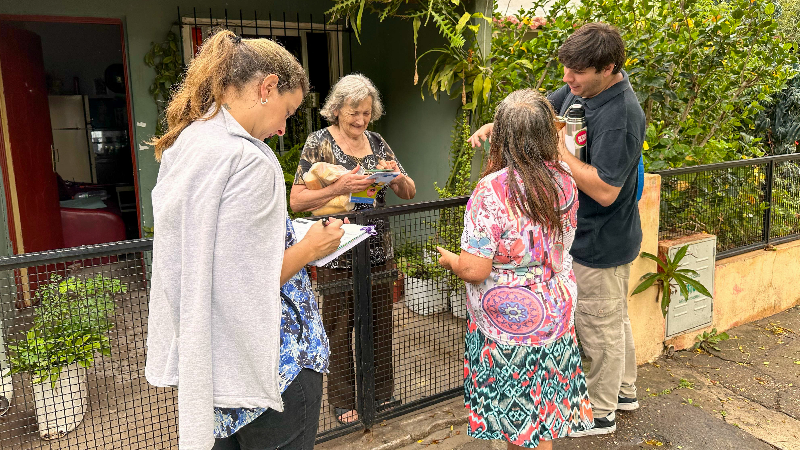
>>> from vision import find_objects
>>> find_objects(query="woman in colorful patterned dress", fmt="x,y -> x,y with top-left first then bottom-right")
437,89 -> 593,449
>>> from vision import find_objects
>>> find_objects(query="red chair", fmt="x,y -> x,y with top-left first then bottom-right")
60,207 -> 126,248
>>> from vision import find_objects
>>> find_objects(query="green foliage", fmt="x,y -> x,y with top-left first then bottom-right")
327,0 -> 473,49
775,0 -> 800,43
268,137 -> 310,219
336,0 -> 799,170
144,29 -> 185,137
431,112 -> 476,290
660,169 -> 768,251
755,70 -> 800,155
435,111 -> 477,199
395,239 -> 448,280
8,275 -> 126,387
632,245 -> 713,317
692,327 -> 730,352
490,0 -> 799,169
660,158 -> 800,250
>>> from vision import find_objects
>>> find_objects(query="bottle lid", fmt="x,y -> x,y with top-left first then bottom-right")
566,104 -> 585,119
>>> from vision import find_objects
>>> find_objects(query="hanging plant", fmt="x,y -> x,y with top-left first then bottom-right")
145,29 -> 185,137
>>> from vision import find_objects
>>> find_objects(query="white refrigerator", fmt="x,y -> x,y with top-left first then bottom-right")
48,95 -> 95,183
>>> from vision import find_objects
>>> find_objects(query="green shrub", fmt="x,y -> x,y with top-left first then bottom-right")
8,274 -> 126,387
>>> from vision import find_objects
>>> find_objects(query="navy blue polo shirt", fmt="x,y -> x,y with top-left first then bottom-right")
549,70 -> 645,268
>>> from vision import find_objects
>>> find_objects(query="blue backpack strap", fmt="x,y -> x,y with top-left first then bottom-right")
636,155 -> 645,202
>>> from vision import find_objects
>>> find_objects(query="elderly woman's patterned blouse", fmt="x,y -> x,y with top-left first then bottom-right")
293,128 -> 407,268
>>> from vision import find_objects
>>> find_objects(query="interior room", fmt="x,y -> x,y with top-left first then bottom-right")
0,19 -> 139,253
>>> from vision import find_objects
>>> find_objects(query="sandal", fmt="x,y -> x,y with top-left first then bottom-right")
335,407 -> 359,425
376,396 -> 399,412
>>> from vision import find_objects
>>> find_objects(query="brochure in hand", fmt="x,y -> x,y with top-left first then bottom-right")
291,218 -> 376,266
349,170 -> 401,206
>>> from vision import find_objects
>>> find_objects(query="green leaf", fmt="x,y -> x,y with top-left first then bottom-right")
472,73 -> 484,105
632,273 -> 659,295
455,12 -> 471,34
356,0 -> 365,35
675,268 -> 700,277
672,245 -> 689,268
413,17 -> 421,47
661,284 -> 671,317
674,276 -> 690,301
679,275 -> 713,298
640,252 -> 668,271
685,127 -> 702,135
765,3 -> 775,15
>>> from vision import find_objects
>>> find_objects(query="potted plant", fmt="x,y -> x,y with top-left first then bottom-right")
8,274 -> 125,440
396,241 -> 449,315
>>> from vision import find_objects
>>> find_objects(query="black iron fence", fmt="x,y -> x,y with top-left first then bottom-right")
175,7 -> 355,153
654,153 -> 800,259
2,155 -> 799,447
0,198 -> 470,448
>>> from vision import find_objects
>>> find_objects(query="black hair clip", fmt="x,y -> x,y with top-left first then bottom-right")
231,35 -> 242,44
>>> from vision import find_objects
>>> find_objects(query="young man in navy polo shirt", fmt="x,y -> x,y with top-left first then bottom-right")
468,22 -> 646,436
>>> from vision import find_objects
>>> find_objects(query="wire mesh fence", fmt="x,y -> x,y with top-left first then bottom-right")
0,198 -> 471,448
0,241 -> 176,450
770,158 -> 800,241
655,153 -> 800,258
312,198 -> 469,440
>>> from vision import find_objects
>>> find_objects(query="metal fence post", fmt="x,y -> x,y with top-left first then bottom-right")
763,160 -> 775,247
352,212 -> 376,429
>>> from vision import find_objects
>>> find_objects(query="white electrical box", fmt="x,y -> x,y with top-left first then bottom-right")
661,234 -> 716,338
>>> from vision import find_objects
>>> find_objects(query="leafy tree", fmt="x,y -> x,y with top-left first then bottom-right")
331,0 -> 799,169
775,0 -> 800,44
755,70 -> 800,155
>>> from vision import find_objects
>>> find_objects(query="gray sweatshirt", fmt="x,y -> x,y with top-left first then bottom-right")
146,108 -> 286,449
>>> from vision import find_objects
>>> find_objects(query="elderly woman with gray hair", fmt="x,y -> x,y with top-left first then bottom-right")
290,73 -> 415,425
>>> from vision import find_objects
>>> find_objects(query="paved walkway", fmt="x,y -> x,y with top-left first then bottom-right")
316,305 -> 800,450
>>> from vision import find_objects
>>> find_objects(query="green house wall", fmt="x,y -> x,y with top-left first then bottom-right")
0,0 -> 459,253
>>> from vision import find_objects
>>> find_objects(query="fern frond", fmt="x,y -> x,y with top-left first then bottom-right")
326,0 -> 361,20
429,6 -> 466,48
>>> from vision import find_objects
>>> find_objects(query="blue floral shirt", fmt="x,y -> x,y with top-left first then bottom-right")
213,217 -> 330,438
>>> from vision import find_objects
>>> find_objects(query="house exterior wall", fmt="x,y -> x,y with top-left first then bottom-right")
0,0 -> 459,252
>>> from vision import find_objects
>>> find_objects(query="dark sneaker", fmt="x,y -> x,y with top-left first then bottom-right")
617,396 -> 640,411
569,412 -> 616,437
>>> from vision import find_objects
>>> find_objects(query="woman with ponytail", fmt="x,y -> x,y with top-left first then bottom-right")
146,29 -> 344,450
437,90 -> 594,449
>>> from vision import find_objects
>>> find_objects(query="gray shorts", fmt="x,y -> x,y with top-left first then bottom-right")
212,369 -> 323,450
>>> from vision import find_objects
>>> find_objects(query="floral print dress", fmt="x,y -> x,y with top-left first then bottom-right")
460,163 -> 593,448
213,217 -> 330,438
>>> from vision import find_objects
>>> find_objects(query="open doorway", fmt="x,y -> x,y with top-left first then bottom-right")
0,17 -> 140,255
